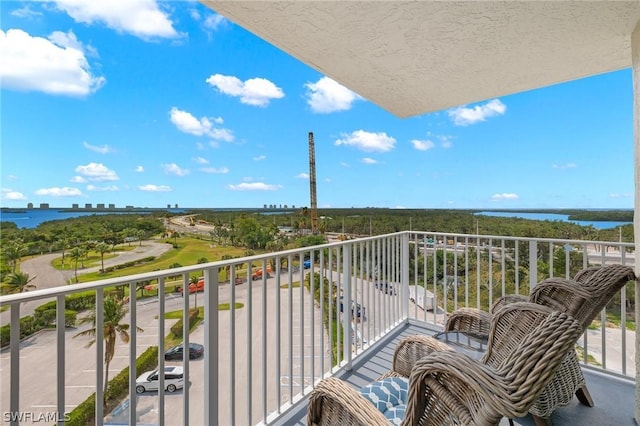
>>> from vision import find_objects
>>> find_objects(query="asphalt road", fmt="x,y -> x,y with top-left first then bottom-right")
0,241 -> 173,325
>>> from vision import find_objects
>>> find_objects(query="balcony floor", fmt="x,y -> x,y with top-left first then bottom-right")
273,320 -> 636,426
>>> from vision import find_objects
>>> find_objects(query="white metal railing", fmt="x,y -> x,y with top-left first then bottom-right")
0,232 -> 635,425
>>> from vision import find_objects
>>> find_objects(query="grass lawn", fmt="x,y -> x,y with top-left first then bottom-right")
72,237 -> 253,283
50,244 -> 137,270
163,304 -> 244,346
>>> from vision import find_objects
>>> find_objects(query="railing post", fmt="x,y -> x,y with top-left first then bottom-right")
401,232 -> 409,321
204,267 -> 219,426
56,295 -> 66,425
529,240 -> 538,292
342,243 -> 353,370
9,303 -> 19,426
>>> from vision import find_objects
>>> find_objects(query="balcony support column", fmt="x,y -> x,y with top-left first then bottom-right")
632,17 -> 640,425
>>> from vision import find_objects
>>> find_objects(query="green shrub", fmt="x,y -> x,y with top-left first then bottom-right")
65,346 -> 159,426
169,308 -> 200,337
65,310 -> 77,327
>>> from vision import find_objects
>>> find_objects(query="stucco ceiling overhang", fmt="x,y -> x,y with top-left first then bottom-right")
201,1 -> 640,118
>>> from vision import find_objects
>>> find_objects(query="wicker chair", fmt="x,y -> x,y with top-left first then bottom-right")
307,303 -> 583,426
442,263 -> 636,425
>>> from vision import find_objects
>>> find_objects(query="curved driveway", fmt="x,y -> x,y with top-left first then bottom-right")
0,240 -> 173,325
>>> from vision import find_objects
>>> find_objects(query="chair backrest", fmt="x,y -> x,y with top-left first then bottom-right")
530,264 -> 635,329
404,303 -> 582,425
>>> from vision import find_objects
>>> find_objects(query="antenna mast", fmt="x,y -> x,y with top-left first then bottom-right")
308,132 -> 318,234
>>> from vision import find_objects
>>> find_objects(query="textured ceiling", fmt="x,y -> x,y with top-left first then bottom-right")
202,1 -> 640,118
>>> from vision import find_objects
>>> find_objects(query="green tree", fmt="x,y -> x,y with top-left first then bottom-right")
189,275 -> 200,309
137,229 -> 145,247
68,247 -> 86,283
95,242 -> 110,273
73,297 -> 143,404
3,242 -> 27,273
5,271 -> 36,293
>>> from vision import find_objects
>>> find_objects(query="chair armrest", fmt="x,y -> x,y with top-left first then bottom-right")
388,335 -> 453,378
308,377 -> 390,426
444,308 -> 492,338
403,350 -> 511,425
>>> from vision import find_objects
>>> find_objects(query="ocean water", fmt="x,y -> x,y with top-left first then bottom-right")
0,209 -> 182,229
475,211 -> 632,230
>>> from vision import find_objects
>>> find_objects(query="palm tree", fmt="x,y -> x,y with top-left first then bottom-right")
137,230 -> 145,247
4,242 -> 27,273
95,242 -> 110,273
6,271 -> 36,293
189,275 -> 200,309
68,247 -> 86,283
73,297 -> 143,403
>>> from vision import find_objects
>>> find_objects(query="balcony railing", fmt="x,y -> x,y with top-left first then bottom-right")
0,231 -> 635,425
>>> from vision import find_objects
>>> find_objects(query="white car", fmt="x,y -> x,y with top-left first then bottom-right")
136,366 -> 184,393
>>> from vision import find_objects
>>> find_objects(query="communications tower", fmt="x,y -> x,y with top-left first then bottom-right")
308,132 -> 318,234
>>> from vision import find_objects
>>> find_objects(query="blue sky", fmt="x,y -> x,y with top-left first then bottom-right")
0,1 -> 635,210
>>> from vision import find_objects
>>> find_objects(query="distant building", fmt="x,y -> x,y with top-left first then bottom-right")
27,203 -> 33,209
126,205 -> 134,209
96,203 -> 105,209
85,203 -> 92,209
167,204 -> 171,209
39,203 -> 49,209
175,203 -> 178,208
264,204 -> 268,209
72,203 -> 79,209
108,204 -> 115,209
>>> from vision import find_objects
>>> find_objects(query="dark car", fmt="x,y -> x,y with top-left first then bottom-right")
338,297 -> 365,319
164,342 -> 205,360
375,281 -> 397,295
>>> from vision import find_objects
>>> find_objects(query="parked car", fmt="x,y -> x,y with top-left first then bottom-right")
303,260 -> 312,269
177,278 -> 204,295
375,281 -> 397,295
164,342 -> 205,360
338,296 -> 365,319
136,366 -> 184,393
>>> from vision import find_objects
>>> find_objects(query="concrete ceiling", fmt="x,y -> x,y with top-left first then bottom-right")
201,1 -> 640,118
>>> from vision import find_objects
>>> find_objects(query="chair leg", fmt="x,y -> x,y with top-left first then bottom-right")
532,414 -> 553,426
575,384 -> 594,407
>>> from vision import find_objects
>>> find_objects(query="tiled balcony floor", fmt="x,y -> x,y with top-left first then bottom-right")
273,320 -> 636,426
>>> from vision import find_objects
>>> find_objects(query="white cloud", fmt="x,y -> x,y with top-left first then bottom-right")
340,162 -> 350,167
139,184 -> 171,192
75,162 -> 118,181
228,182 -> 282,191
200,167 -> 229,174
135,166 -> 144,172
11,6 -> 42,19
448,99 -> 506,126
86,184 -> 118,191
194,157 -> 209,165
203,14 -> 227,31
296,173 -> 309,179
552,163 -> 577,169
163,163 -> 189,177
411,139 -> 435,151
305,76 -> 362,113
0,29 -> 105,96
35,187 -> 82,197
206,74 -> 284,107
70,176 -> 86,183
7,175 -> 18,181
361,157 -> 378,164
169,107 -> 234,142
609,192 -> 632,199
253,155 -> 266,161
335,130 -> 396,152
491,193 -> 519,201
1,188 -> 27,200
83,141 -> 111,154
52,0 -> 178,40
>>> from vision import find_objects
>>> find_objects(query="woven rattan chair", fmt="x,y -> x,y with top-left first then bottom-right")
307,303 -> 583,426
442,263 -> 635,425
